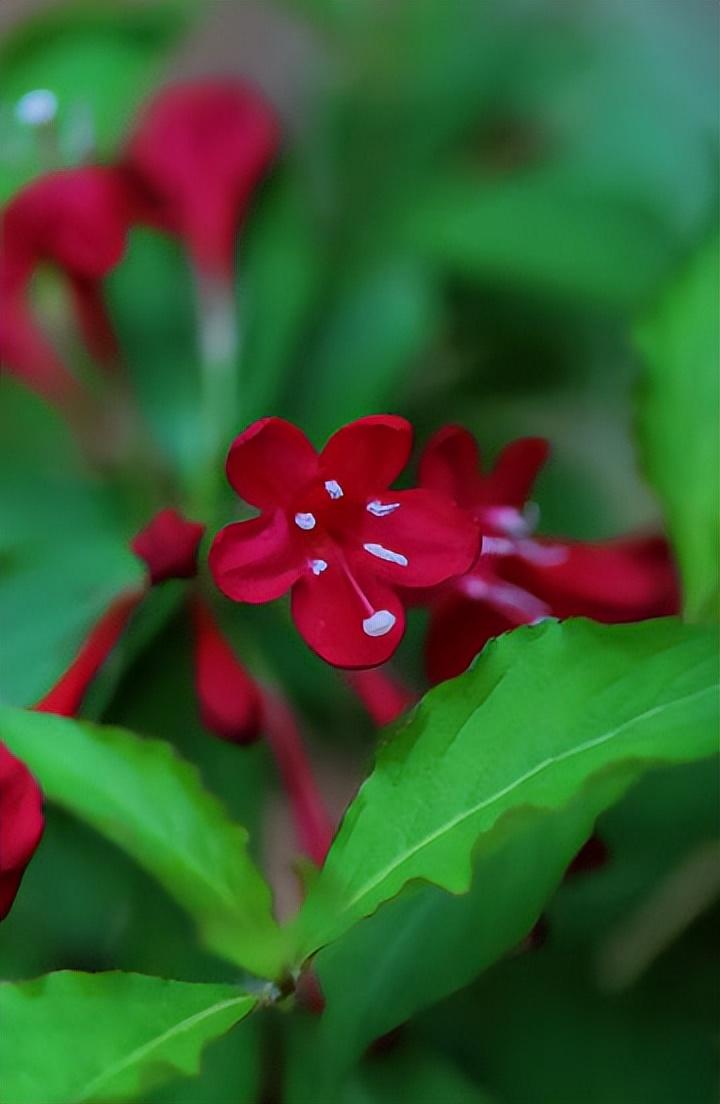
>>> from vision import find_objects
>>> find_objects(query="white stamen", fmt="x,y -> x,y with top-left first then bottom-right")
462,576 -> 490,599
516,540 -> 569,567
362,609 -> 397,637
294,512 -> 316,531
324,479 -> 343,499
309,558 -> 328,575
15,89 -> 58,127
367,500 -> 400,517
363,542 -> 408,567
486,506 -> 531,538
481,536 -> 515,557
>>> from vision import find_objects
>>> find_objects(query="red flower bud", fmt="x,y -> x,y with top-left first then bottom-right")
345,668 -> 415,726
34,591 -> 143,716
124,79 -> 280,279
190,597 -> 262,744
0,743 -> 44,920
210,416 -> 480,668
131,508 -> 205,585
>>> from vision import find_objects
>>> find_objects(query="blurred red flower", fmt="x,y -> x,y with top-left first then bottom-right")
0,166 -> 141,405
0,744 -> 44,921
210,415 -> 480,668
35,508 -> 260,744
419,425 -> 680,683
123,79 -> 280,280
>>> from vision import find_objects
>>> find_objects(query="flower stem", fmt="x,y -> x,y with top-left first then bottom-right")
261,688 -> 334,867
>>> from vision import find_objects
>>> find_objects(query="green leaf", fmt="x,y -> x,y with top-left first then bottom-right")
635,232 -> 720,621
294,618 -> 718,960
0,707 -> 285,979
0,971 -> 256,1104
0,382 -> 145,706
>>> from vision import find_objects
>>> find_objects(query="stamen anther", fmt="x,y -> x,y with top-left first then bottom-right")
324,480 -> 343,499
363,610 -> 397,637
309,558 -> 328,575
367,500 -> 400,517
363,542 -> 408,567
294,512 -> 316,531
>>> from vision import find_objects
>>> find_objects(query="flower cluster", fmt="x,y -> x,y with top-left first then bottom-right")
0,74 -> 680,924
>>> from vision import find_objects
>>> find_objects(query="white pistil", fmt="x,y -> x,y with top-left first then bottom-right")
367,500 -> 400,517
516,540 -> 569,567
294,512 -> 316,531
309,558 -> 328,575
324,479 -> 343,499
363,543 -> 408,567
362,609 -> 397,637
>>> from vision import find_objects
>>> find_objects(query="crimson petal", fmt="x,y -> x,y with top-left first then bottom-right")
359,488 -> 479,588
190,598 -> 261,743
320,415 -> 412,497
426,591 -> 514,684
487,437 -> 549,508
0,744 -> 44,920
419,424 -> 483,508
209,511 -> 304,603
291,562 -> 405,668
225,417 -> 319,510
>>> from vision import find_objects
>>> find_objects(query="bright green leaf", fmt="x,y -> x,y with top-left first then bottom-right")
0,707 -> 285,979
0,971 -> 256,1104
294,618 -> 718,960
635,231 -> 720,621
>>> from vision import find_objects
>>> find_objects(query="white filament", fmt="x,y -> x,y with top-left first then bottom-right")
363,543 -> 408,567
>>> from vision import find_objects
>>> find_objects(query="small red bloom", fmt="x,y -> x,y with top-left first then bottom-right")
210,416 -> 480,668
124,79 -> 279,279
190,597 -> 262,744
131,508 -> 205,585
420,425 -> 680,683
0,166 -> 140,403
0,743 -> 44,920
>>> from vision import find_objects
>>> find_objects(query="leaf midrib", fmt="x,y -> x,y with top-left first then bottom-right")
343,683 -> 716,913
74,994 -> 254,1102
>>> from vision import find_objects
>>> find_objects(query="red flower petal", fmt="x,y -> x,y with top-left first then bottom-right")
500,535 -> 680,621
124,80 -> 279,278
359,488 -> 479,587
291,561 -> 405,668
0,743 -> 44,920
132,508 -> 205,585
190,598 -> 261,744
34,590 -> 144,715
209,512 -> 304,603
487,437 -> 549,508
225,417 -> 319,509
426,591 -> 513,684
320,415 -> 413,497
419,424 -> 483,508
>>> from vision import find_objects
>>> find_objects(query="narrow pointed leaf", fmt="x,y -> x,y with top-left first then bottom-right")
0,971 -> 256,1104
635,231 -> 720,621
0,707 -> 284,978
295,618 -> 718,960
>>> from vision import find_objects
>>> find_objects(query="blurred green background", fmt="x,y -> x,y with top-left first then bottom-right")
0,1 -> 717,1101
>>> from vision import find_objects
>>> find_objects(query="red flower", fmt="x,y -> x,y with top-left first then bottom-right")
419,425 -> 680,683
35,508 -> 261,744
0,166 -> 140,405
0,743 -> 44,920
209,416 -> 480,668
123,79 -> 279,279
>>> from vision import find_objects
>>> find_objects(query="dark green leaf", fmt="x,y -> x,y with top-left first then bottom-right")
0,707 -> 285,979
0,971 -> 256,1104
